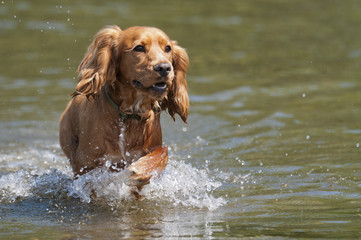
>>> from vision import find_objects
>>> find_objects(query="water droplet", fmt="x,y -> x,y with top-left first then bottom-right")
105,161 -> 111,168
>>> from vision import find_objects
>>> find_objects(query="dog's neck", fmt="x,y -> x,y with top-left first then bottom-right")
104,83 -> 160,120
104,84 -> 143,121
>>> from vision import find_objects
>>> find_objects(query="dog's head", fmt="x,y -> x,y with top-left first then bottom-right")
74,26 -> 189,122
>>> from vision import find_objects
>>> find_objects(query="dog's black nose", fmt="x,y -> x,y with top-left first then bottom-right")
154,63 -> 171,77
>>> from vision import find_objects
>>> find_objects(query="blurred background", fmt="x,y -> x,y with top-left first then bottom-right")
0,0 -> 360,238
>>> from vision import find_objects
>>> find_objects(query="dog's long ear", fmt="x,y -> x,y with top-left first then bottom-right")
73,26 -> 121,98
164,42 -> 189,123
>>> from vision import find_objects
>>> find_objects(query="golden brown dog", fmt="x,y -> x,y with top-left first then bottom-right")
59,26 -> 189,176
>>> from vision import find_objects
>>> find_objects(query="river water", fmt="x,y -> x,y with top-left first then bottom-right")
1,0 -> 360,239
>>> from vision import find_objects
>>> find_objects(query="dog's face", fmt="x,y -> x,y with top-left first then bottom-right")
75,26 -> 189,122
119,27 -> 175,100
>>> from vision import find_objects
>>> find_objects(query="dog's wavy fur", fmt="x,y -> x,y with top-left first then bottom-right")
59,26 -> 189,175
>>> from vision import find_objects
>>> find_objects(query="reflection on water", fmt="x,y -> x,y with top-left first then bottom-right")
1,0 -> 361,238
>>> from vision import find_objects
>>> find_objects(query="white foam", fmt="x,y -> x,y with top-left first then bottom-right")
0,155 -> 226,210
145,160 -> 226,210
67,168 -> 133,205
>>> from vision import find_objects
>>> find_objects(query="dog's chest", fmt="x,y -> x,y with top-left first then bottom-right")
117,122 -> 145,164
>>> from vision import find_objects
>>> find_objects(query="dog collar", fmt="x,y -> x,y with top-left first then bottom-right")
104,85 -> 142,121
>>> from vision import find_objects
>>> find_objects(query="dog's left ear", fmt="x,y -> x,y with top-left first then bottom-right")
163,42 -> 189,123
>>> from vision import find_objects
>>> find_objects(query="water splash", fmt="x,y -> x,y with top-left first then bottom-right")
145,160 -> 226,210
0,158 -> 226,210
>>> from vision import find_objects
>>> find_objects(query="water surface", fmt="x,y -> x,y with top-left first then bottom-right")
1,0 -> 360,239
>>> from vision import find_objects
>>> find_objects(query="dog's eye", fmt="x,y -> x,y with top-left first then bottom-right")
133,45 -> 146,53
165,45 -> 171,53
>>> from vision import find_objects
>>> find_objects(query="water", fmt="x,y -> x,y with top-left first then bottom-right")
1,0 -> 361,238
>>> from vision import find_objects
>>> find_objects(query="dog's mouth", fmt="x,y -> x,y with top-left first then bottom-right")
133,80 -> 168,93
150,82 -> 168,92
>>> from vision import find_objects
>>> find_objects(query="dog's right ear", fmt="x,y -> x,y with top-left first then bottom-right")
73,26 -> 122,98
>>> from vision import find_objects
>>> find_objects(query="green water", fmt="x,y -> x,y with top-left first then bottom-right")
1,0 -> 360,239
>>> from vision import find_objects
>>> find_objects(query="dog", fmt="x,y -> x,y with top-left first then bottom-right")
59,26 -> 189,176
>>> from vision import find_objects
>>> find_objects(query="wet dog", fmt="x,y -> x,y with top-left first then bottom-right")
59,26 -> 189,177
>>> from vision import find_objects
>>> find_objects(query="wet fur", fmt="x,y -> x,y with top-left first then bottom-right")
59,26 -> 189,175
